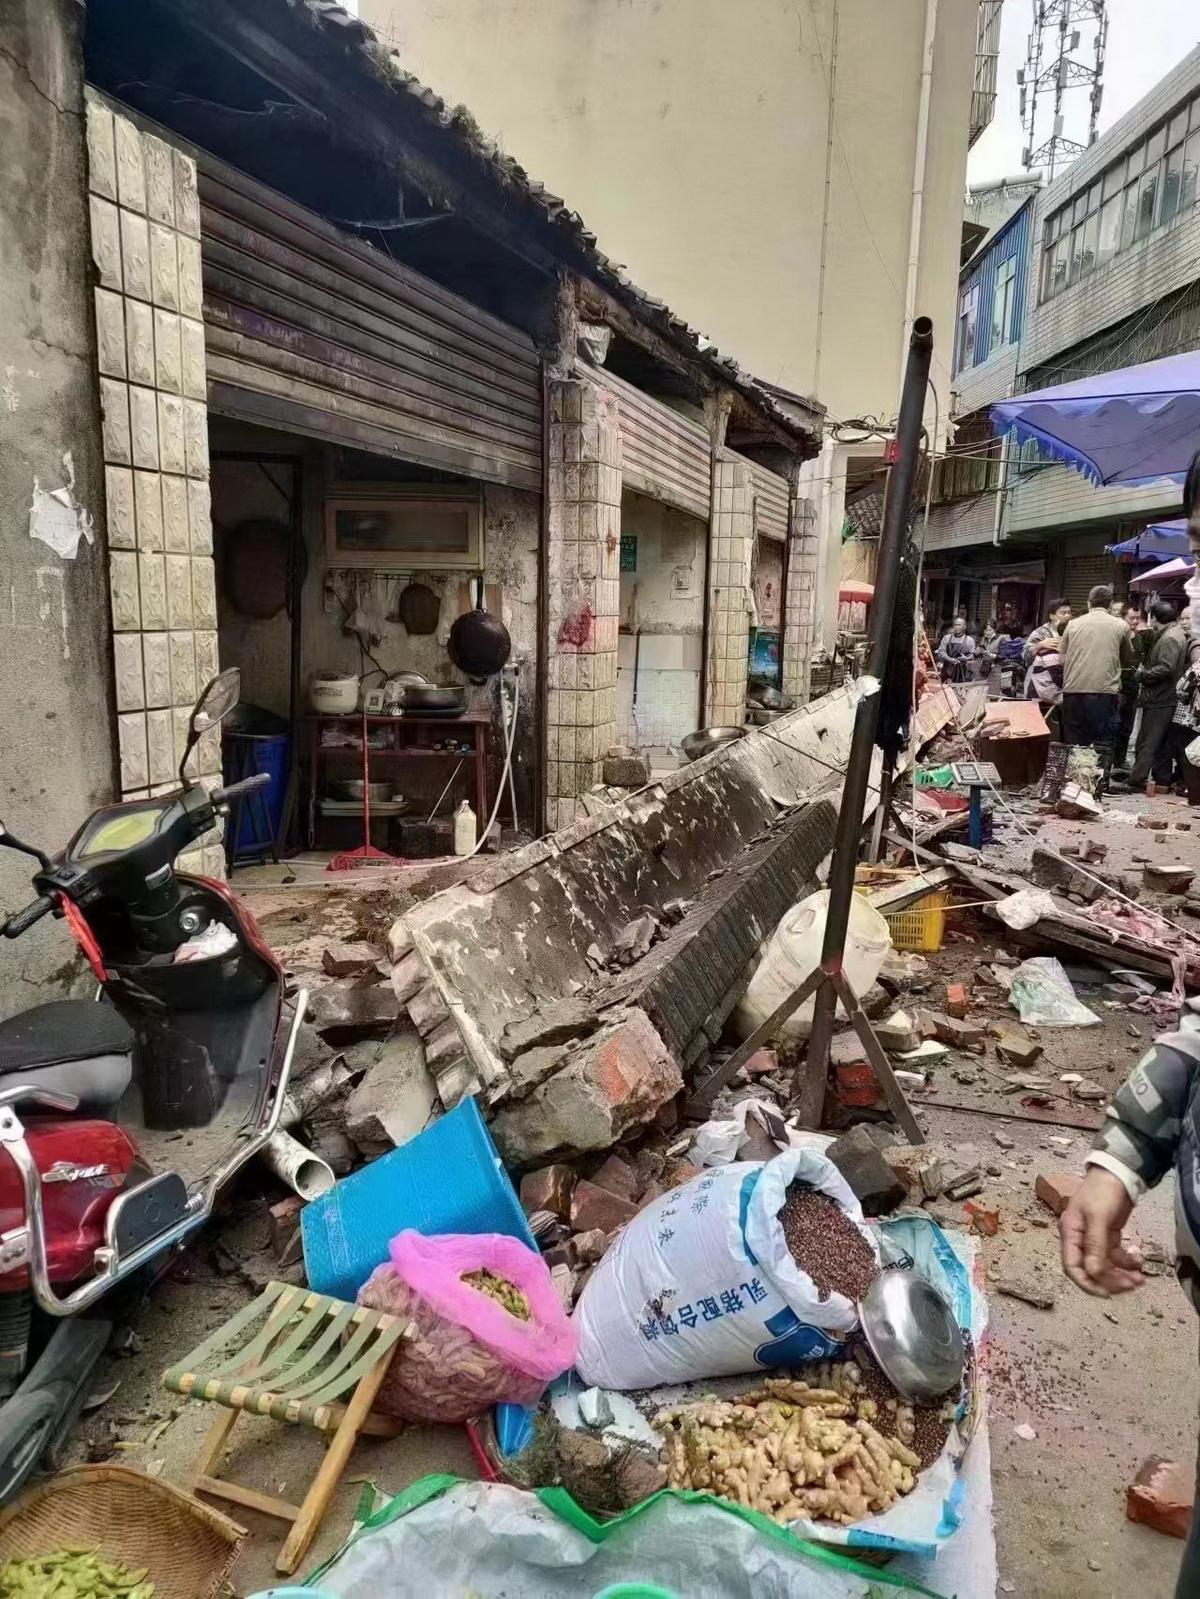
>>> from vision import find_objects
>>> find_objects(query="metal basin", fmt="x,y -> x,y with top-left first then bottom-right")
330,779 -> 392,804
858,1267 -> 965,1403
680,726 -> 748,763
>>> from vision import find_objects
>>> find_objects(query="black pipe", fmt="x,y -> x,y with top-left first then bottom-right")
800,318 -> 934,1122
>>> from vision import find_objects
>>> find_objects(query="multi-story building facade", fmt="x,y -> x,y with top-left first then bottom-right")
927,44 -> 1200,633
363,0 -> 1000,651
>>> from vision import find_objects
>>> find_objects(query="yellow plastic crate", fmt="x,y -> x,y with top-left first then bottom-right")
883,888 -> 949,952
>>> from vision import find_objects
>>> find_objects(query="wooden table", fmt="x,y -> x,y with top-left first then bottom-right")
305,711 -> 490,847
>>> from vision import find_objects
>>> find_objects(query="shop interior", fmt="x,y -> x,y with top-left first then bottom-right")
209,417 -> 538,875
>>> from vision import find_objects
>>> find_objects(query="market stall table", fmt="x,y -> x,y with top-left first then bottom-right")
306,711 -> 490,849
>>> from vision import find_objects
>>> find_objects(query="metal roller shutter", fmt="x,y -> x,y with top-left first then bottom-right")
197,156 -> 542,490
590,367 -> 711,520
737,455 -> 789,542
1062,554 -> 1112,615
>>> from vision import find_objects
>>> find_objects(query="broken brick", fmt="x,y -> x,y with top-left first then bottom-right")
964,1200 -> 1000,1237
570,1179 -> 639,1234
1035,1172 -> 1081,1216
519,1163 -> 578,1221
737,1047 -> 779,1080
827,1125 -> 906,1217
995,1033 -> 1043,1069
406,981 -> 450,1038
945,983 -> 968,1018
590,1153 -> 640,1201
636,1180 -> 665,1210
1127,1457 -> 1194,1539
390,950 -> 427,1004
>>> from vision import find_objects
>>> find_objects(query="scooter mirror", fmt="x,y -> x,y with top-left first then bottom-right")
180,668 -> 241,785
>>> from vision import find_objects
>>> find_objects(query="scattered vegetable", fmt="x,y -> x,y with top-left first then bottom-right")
462,1268 -> 530,1321
0,1549 -> 154,1598
654,1361 -> 955,1526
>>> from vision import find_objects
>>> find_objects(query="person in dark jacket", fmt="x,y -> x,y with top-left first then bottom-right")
1124,600 -> 1187,790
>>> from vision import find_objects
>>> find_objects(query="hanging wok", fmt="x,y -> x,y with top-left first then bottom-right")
448,576 -> 511,681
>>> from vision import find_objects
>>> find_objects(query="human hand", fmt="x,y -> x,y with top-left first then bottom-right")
1060,1168 -> 1144,1297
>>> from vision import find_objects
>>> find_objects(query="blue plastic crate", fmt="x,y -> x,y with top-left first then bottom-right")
301,1097 -> 535,1302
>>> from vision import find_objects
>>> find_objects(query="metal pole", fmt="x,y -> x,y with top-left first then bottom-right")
799,317 -> 934,1124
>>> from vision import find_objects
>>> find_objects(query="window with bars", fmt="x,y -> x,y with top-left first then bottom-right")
1039,90 -> 1200,305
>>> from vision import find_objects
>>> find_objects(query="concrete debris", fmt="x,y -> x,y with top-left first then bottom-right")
509,1043 -> 570,1098
569,1228 -> 610,1266
343,1030 -> 437,1157
549,1262 -> 577,1309
1070,1079 -> 1107,1103
386,919 -> 413,965
424,1019 -> 465,1071
942,1166 -> 983,1202
826,1125 -> 906,1217
918,1158 -> 947,1199
499,999 -> 598,1062
308,980 -> 399,1041
1127,1457 -> 1194,1539
875,1010 -> 920,1055
1013,1422 -> 1038,1442
922,1012 -> 985,1053
321,939 -> 381,977
610,912 -> 660,966
268,1195 -> 305,1265
994,1277 -> 1056,1310
489,1011 -> 683,1166
578,1386 -> 615,1430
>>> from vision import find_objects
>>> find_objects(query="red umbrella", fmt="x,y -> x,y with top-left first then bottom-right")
839,579 -> 874,603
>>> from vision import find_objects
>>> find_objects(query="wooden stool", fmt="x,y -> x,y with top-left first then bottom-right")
163,1280 -> 411,1575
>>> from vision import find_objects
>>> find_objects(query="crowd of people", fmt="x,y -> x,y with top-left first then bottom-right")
934,583 -> 1200,798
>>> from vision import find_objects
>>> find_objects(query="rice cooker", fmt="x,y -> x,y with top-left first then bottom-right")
309,671 -> 360,714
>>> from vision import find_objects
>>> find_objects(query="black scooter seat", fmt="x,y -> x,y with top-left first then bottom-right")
0,1001 -> 132,1073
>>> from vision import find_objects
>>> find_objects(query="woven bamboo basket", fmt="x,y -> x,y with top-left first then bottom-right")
0,1464 -> 245,1599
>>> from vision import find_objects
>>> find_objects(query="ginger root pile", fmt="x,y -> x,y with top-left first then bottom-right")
654,1362 -> 930,1526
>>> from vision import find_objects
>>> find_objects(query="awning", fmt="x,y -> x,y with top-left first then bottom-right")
1108,519 -> 1189,561
990,350 -> 1200,487
1130,555 -> 1195,591
839,579 -> 874,602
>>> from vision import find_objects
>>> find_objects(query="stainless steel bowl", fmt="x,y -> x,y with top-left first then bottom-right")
680,726 -> 748,762
858,1268 -> 965,1403
330,779 -> 392,804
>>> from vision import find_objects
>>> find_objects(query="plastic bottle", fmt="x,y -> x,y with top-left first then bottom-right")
453,798 -> 477,855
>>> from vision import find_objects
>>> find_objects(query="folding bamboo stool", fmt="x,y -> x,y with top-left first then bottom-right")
163,1280 -> 410,1574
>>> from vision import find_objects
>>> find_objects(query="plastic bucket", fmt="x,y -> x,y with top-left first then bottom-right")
230,732 -> 289,852
734,889 -> 891,1045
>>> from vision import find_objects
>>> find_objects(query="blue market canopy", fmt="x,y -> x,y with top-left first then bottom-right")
1108,519 -> 1189,561
990,351 -> 1200,487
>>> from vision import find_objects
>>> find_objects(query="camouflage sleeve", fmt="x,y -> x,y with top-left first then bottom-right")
1090,1042 -> 1195,1189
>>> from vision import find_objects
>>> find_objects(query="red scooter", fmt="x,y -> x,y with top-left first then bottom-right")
0,669 -> 306,1499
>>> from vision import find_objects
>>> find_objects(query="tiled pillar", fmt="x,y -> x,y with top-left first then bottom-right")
705,453 -> 753,726
85,94 -> 224,877
782,493 -> 819,703
544,378 -> 621,831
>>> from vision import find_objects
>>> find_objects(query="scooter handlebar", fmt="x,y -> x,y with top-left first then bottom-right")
2,896 -> 54,939
209,772 -> 270,806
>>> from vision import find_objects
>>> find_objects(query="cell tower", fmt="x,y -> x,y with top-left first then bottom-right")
1019,0 -> 1108,181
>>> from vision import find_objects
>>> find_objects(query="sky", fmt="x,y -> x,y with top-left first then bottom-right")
969,0 -> 1200,185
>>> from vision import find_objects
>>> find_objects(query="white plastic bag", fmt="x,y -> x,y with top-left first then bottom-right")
1009,956 -> 1099,1027
574,1149 -> 878,1390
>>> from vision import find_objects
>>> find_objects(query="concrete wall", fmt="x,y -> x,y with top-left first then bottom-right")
616,490 -> 704,748
368,0 -> 979,429
0,1 -> 119,1005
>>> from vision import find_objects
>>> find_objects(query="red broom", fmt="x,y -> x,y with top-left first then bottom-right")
327,698 -> 400,871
